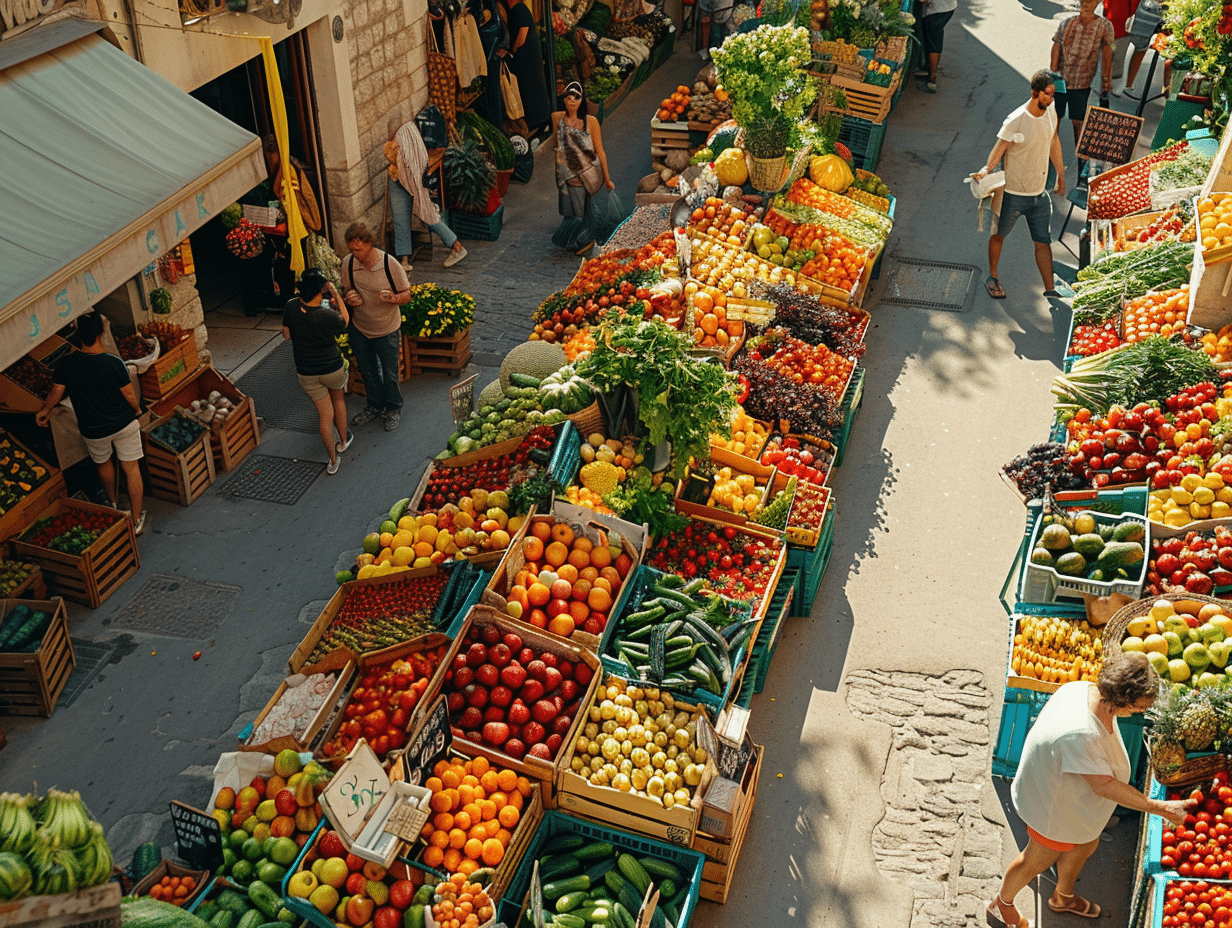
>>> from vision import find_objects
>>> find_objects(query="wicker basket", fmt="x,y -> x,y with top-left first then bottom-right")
1103,592 -> 1228,665
567,401 -> 605,436
1152,745 -> 1228,786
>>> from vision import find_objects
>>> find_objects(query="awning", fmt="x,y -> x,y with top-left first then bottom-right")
0,23 -> 265,368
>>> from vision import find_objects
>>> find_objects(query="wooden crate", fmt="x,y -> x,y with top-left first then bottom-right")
0,438 -> 66,545
138,330 -> 198,401
0,882 -> 122,928
0,337 -> 72,414
11,500 -> 139,608
243,647 -> 354,755
0,597 -> 73,717
130,859 -> 210,909
141,417 -> 215,507
151,366 -> 259,473
651,117 -> 692,164
403,327 -> 472,376
5,566 -> 48,601
694,743 -> 761,902
821,72 -> 900,124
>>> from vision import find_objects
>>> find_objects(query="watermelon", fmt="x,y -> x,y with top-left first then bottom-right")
0,851 -> 31,901
120,896 -> 213,927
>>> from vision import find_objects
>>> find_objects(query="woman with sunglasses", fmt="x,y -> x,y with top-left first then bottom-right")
550,81 -> 616,255
987,651 -> 1192,927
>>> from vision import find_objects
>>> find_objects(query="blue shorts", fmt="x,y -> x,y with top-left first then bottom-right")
996,192 -> 1052,244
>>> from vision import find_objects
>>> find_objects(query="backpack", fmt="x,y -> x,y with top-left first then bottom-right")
346,252 -> 398,291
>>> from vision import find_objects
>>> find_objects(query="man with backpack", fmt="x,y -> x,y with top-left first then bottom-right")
342,222 -> 412,431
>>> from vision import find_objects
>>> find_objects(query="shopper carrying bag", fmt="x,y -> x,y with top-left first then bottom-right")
500,61 -> 525,120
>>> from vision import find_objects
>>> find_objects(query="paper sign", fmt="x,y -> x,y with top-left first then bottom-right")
169,801 -> 224,871
401,696 -> 452,787
1076,107 -> 1144,165
451,374 -> 479,426
636,885 -> 660,928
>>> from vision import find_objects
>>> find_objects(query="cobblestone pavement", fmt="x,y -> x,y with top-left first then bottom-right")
846,669 -> 1002,927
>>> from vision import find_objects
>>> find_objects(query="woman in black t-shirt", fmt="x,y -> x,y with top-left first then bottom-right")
282,271 -> 352,475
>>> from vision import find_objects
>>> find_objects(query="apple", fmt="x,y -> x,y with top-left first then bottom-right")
508,702 -> 531,725
346,871 -> 367,896
475,664 -> 500,687
319,857 -> 350,889
309,883 -> 340,916
346,895 -> 375,927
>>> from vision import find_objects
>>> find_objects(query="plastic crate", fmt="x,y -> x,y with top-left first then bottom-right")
441,564 -> 491,638
650,30 -> 676,72
832,367 -> 866,468
449,204 -> 504,241
838,116 -> 886,172
547,419 -> 583,488
751,564 -> 795,692
993,686 -> 1146,781
870,195 -> 896,280
495,810 -> 706,928
786,505 -> 836,618
1000,487 -> 1149,614
1019,508 -> 1149,605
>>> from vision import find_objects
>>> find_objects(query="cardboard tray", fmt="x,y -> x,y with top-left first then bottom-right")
1004,613 -> 1104,695
426,604 -> 602,786
555,672 -> 716,846
242,647 -> 355,755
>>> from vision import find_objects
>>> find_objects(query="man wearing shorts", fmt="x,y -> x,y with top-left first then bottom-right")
1050,0 -> 1114,181
972,70 -> 1066,300
36,313 -> 146,535
282,270 -> 352,475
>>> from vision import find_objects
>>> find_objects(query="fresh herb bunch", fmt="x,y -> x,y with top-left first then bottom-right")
1152,147 -> 1214,193
508,472 -> 563,515
588,70 -> 622,100
554,36 -> 576,64
711,26 -> 818,157
602,469 -> 686,539
575,315 -> 739,478
399,284 -> 475,337
1052,336 -> 1219,416
1072,239 -> 1192,317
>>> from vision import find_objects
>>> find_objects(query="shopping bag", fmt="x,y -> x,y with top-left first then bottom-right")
427,27 -> 458,125
586,187 -> 631,244
500,62 -> 525,121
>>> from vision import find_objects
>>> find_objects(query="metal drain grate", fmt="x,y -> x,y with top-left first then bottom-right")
879,258 -> 978,312
58,635 -> 137,708
219,454 -> 325,505
109,574 -> 241,638
234,341 -> 321,433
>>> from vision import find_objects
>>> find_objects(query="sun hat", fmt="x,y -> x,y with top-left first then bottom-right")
564,81 -> 583,98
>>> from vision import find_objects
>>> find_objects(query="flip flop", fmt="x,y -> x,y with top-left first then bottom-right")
1048,893 -> 1100,919
985,276 -> 1006,299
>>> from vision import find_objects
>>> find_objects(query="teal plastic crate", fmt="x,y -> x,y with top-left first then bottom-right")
870,195 -> 895,280
992,686 -> 1146,782
442,565 -> 491,638
496,810 -> 706,928
999,487 -> 1149,615
734,566 -> 796,707
599,563 -> 755,713
547,419 -> 582,488
449,204 -> 504,241
786,505 -> 836,618
650,30 -> 676,72
838,116 -> 886,172
832,367 -> 865,468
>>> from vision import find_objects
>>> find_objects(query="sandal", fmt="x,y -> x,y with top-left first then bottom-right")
1048,892 -> 1100,919
987,895 -> 1030,928
985,275 -> 1006,299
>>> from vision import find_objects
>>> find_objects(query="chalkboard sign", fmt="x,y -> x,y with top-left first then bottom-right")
169,801 -> 224,871
713,733 -> 753,782
1076,107 -> 1144,165
399,695 -> 452,787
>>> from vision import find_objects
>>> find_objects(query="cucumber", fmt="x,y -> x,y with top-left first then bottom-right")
583,857 -> 617,885
637,858 -> 683,883
543,875 -> 590,900
617,884 -> 642,915
237,911 -> 265,928
556,891 -> 590,913
554,915 -> 587,928
210,912 -> 236,928
247,881 -> 281,919
658,878 -> 678,900
509,373 -> 544,389
603,869 -> 626,895
617,855 -> 651,895
196,903 -> 219,922
545,835 -> 586,854
571,904 -> 612,924
216,890 -> 249,914
574,841 -> 614,862
541,854 -> 583,882
611,903 -> 636,928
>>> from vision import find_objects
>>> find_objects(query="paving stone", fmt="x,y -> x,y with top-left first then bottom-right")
910,753 -> 955,782
960,856 -> 1002,880
911,715 -> 988,743
942,670 -> 986,688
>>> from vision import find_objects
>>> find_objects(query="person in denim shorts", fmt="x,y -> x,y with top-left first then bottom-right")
971,70 -> 1066,299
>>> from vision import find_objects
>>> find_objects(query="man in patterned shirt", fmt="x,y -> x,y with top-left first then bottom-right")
1049,0 -> 1115,181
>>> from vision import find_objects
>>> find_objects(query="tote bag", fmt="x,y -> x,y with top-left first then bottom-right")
500,62 -> 525,120
427,25 -> 458,124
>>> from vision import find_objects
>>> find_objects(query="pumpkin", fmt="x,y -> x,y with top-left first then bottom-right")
809,154 -> 854,193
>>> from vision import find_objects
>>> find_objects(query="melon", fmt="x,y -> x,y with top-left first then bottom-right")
499,341 -> 567,392
477,378 -> 507,407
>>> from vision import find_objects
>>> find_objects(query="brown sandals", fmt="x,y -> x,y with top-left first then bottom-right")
1048,892 -> 1101,918
987,895 -> 1030,928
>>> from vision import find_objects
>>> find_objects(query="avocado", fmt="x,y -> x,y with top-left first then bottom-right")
1041,523 -> 1073,551
1056,552 -> 1087,575
1113,520 -> 1146,544
1030,547 -> 1056,567
1072,533 -> 1106,559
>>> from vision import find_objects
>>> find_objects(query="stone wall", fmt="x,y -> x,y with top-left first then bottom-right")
324,0 -> 430,245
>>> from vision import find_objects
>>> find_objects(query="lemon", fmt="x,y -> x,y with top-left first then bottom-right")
1191,502 -> 1213,519
1215,501 -> 1232,519
1172,488 -> 1194,506
1195,487 -> 1217,505
1181,473 -> 1202,492
1205,472 -> 1226,490
1165,508 -> 1191,527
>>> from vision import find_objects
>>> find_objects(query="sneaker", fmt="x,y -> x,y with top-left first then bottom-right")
443,245 -> 468,268
914,67 -> 930,78
351,406 -> 382,427
384,410 -> 401,431
336,430 -> 354,454
132,510 -> 147,536
327,458 -> 340,475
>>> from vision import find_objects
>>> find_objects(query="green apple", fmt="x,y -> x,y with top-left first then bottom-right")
1201,622 -> 1227,643
1197,672 -> 1222,688
1147,651 -> 1171,678
1163,630 -> 1185,658
1164,615 -> 1191,636
1143,634 -> 1170,655
1211,640 -> 1232,668
1169,658 -> 1192,683
1185,642 -> 1212,671
1121,636 -> 1146,653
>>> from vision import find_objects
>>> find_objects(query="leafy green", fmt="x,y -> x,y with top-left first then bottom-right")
575,316 -> 739,477
508,472 -> 562,516
602,470 -> 686,539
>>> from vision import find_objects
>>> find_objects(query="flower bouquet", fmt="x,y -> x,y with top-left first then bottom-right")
399,284 -> 475,338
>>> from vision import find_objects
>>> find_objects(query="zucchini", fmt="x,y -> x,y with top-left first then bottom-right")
556,891 -> 590,913
622,606 -> 665,628
509,373 -> 544,389
611,902 -> 636,928
638,857 -> 683,883
603,870 -> 626,895
574,841 -> 614,862
545,835 -> 586,854
617,855 -> 651,895
543,875 -> 590,900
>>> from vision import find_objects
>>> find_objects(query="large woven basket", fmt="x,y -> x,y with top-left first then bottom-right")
1152,747 -> 1228,787
1103,592 -> 1230,665
567,401 -> 605,436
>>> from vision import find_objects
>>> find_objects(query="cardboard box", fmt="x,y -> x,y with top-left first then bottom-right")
319,739 -> 433,869
697,735 -> 760,840
242,648 -> 354,755
694,743 -> 761,903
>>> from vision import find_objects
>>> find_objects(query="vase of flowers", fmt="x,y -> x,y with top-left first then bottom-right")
712,25 -> 818,164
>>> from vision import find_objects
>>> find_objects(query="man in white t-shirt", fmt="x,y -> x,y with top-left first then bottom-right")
971,71 -> 1066,300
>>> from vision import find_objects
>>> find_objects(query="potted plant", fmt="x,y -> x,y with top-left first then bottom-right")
442,140 -> 499,216
711,25 -> 818,190
456,112 -> 516,198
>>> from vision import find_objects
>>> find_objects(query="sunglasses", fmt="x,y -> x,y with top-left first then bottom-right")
564,93 -> 582,100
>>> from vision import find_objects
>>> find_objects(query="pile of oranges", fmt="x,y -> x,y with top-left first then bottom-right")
146,873 -> 198,906
430,872 -> 495,928
1122,286 -> 1190,343
419,756 -> 535,875
688,284 -> 744,351
656,85 -> 691,122
503,518 -> 633,639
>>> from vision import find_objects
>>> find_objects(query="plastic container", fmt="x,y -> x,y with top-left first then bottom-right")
838,115 -> 887,171
1019,508 -> 1150,604
449,205 -> 504,242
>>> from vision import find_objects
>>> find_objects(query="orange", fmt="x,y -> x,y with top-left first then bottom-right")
430,792 -> 454,814
531,521 -> 552,542
479,770 -> 500,794
488,791 -> 508,811
468,824 -> 487,842
555,563 -> 579,584
498,804 -> 520,828
457,859 -> 479,877
457,784 -> 476,806
522,536 -> 544,562
551,522 -> 575,545
434,812 -> 455,831
616,553 -> 633,576
571,578 -> 592,602
470,756 -> 490,779
426,775 -> 444,793
453,810 -> 472,832
462,802 -> 483,824
478,799 -> 497,821
528,608 -> 548,629
544,542 -> 569,568
483,818 -> 502,839
572,536 -> 593,554
600,566 -> 622,587
496,828 -> 513,846
424,846 -> 446,868
461,774 -> 480,787
527,583 -> 551,607
567,547 -> 591,569
507,790 -> 524,812
442,848 -> 463,872
569,600 -> 591,624
550,579 -> 573,601
579,566 -> 599,583
548,615 -> 577,637
464,838 -> 484,860
508,585 -> 529,610
589,546 -> 612,569
516,776 -> 534,797
431,829 -> 451,849
481,839 -> 505,866
496,769 -> 518,792
441,768 -> 462,790
448,829 -> 467,849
